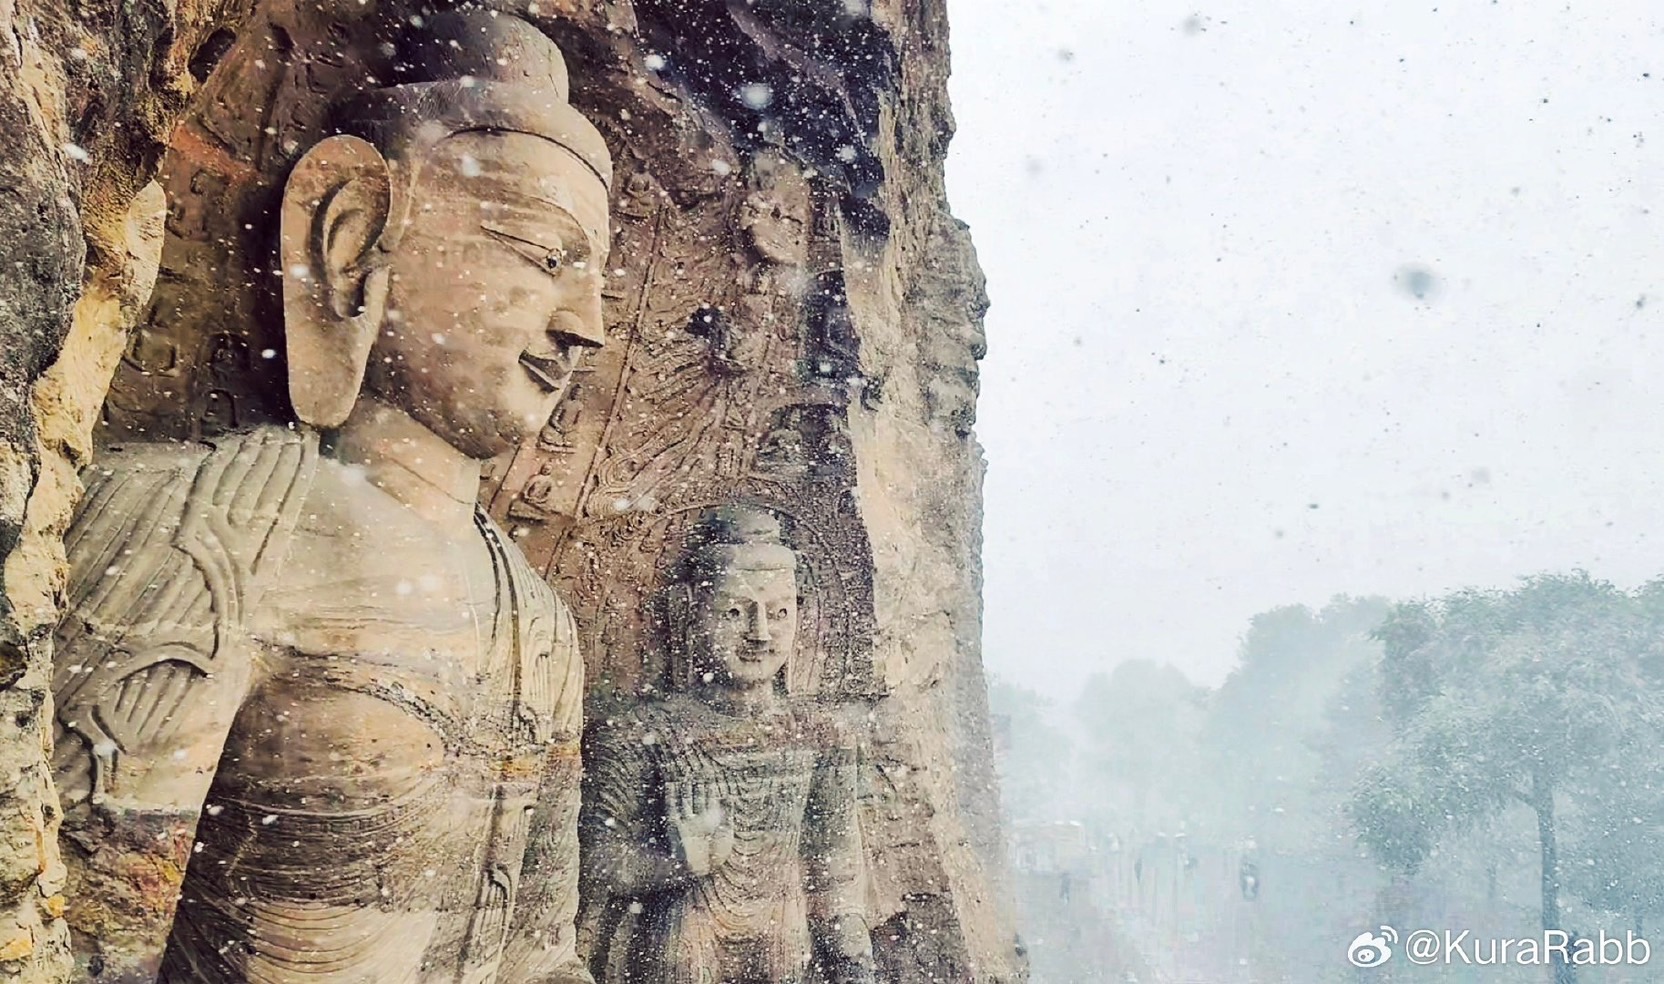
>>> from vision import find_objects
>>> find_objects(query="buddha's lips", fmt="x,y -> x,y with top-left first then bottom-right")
520,351 -> 567,391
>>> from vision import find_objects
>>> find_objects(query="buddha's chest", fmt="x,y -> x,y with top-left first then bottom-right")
230,517 -> 568,807
656,728 -> 822,832
256,507 -> 499,656
223,625 -> 525,816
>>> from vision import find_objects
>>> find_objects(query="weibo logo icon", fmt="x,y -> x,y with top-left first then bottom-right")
1347,926 -> 1398,968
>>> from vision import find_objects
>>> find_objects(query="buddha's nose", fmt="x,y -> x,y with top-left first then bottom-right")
747,605 -> 772,643
550,270 -> 606,348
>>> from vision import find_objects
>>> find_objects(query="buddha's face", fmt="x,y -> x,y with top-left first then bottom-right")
738,155 -> 811,267
365,130 -> 610,459
740,194 -> 809,267
692,562 -> 798,690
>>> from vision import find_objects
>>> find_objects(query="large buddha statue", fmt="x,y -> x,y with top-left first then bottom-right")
578,506 -> 875,984
49,11 -> 609,983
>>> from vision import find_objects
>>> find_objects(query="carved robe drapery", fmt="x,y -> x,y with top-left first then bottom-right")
578,698 -> 869,984
51,426 -> 588,982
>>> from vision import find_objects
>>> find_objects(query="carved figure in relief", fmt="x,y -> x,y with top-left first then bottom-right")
755,423 -> 811,477
806,271 -> 860,383
510,461 -> 562,525
738,149 -> 812,270
734,151 -> 812,350
539,378 -> 588,452
914,215 -> 989,436
753,403 -> 851,482
579,506 -> 875,984
686,306 -> 761,377
50,12 -> 610,983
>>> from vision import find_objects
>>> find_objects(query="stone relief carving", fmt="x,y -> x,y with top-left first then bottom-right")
912,215 -> 990,437
511,461 -> 565,527
50,11 -> 609,982
754,402 -> 853,481
470,121 -> 879,709
578,506 -> 875,984
739,149 -> 813,272
9,0 -> 1020,979
539,374 -> 592,454
806,270 -> 862,385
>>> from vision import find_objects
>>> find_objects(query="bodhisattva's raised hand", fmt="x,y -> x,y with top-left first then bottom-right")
667,778 -> 735,875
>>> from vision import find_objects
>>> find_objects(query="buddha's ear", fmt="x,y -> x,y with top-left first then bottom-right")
280,135 -> 393,428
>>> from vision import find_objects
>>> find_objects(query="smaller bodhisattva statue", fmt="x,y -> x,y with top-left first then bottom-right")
578,507 -> 875,984
50,10 -> 608,983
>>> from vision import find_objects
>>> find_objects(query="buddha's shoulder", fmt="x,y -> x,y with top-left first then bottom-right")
85,437 -> 212,475
482,515 -> 564,609
296,455 -> 410,528
289,458 -> 496,562
83,426 -> 314,489
70,427 -> 318,565
63,427 -> 320,626
783,699 -> 860,751
586,694 -> 702,739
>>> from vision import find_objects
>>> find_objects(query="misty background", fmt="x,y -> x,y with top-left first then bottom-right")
946,0 -> 1664,697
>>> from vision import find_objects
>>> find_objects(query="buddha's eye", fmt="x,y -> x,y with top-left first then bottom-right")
481,222 -> 568,276
775,609 -> 788,620
725,607 -> 743,620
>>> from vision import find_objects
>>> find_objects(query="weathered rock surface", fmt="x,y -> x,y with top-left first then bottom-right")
1,0 -> 247,973
0,0 -> 1020,980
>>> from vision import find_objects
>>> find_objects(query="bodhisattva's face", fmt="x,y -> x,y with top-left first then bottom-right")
366,130 -> 610,459
692,565 -> 798,690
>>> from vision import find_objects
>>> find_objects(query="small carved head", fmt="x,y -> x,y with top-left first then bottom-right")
737,149 -> 812,267
755,425 -> 809,474
675,505 -> 800,695
279,9 -> 613,458
687,307 -> 759,376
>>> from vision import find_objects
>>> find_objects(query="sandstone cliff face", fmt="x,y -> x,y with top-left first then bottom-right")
1,0 -> 246,972
0,0 -> 1019,980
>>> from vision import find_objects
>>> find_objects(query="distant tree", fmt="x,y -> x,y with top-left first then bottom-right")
1566,584 -> 1664,934
1204,597 -> 1391,848
1073,660 -> 1207,838
1348,573 -> 1664,984
1186,599 -> 1396,982
988,676 -> 1079,825
1564,754 -> 1664,936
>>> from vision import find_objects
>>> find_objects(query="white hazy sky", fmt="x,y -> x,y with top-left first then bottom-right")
944,1 -> 1664,697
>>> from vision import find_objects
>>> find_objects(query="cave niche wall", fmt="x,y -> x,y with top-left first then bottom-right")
0,0 -> 1020,980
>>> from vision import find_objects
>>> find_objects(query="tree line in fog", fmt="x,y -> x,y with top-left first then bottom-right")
993,573 -> 1664,983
